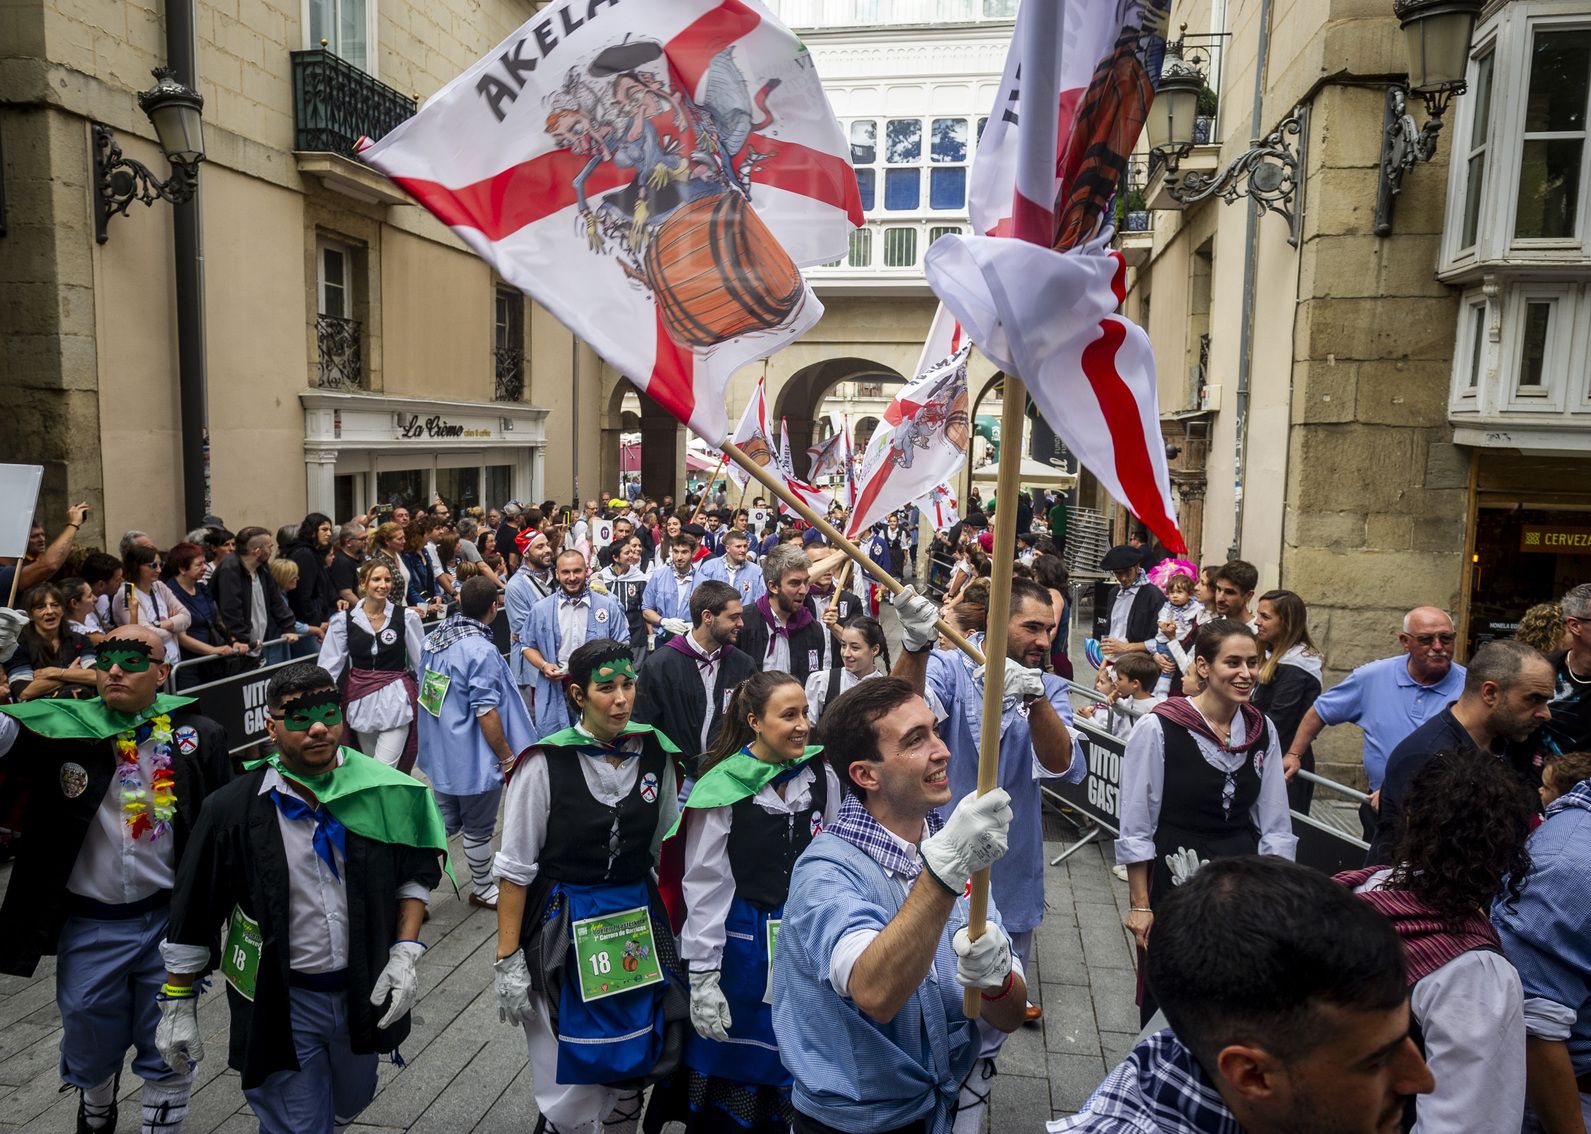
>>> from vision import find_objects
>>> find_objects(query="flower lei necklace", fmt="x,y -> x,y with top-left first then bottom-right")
114,713 -> 176,840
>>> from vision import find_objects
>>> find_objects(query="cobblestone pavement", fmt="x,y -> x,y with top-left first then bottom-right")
0,817 -> 1135,1133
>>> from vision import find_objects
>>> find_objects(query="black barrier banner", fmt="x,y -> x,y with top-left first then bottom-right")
186,663 -> 294,753
1051,717 -> 1370,875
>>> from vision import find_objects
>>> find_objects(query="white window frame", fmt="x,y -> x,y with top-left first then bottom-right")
316,236 -> 352,320
1503,283 -> 1576,411
1507,20 -> 1591,252
1448,293 -> 1489,414
302,0 -> 379,79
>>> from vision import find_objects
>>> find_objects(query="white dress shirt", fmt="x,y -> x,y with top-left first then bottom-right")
802,667 -> 880,725
556,594 -> 590,668
1114,711 -> 1298,866
66,734 -> 177,905
680,763 -> 841,970
682,633 -> 726,750
494,725 -> 679,888
316,602 -> 425,733
260,757 -> 430,973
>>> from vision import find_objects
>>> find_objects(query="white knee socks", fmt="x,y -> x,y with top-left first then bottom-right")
952,1056 -> 996,1134
140,1077 -> 192,1133
80,1075 -> 117,1131
601,1090 -> 643,1134
462,833 -> 498,902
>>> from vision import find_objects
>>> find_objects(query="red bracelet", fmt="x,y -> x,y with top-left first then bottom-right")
980,971 -> 1015,1002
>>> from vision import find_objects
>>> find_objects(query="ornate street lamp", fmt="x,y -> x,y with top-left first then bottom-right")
1146,31 -> 1307,246
93,67 -> 206,243
1374,0 -> 1484,236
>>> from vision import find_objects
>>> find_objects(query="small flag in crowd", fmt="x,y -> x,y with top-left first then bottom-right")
913,482 -> 960,531
358,0 -> 862,445
729,375 -> 833,514
926,0 -> 1186,554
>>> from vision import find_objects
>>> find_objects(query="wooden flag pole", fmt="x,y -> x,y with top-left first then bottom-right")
721,441 -> 985,665
686,454 -> 727,528
962,374 -> 1026,1020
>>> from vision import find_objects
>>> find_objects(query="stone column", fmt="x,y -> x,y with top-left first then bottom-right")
304,450 -> 338,517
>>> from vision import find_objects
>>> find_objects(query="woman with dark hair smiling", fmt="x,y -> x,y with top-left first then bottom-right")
1338,748 -> 1534,1134
1116,618 -> 1297,1024
491,637 -> 686,1134
5,583 -> 97,701
645,671 -> 841,1134
1252,588 -> 1323,814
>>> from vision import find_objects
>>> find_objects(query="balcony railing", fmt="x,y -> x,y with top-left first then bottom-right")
291,48 -> 416,156
494,345 -> 525,402
316,313 -> 364,390
763,0 -> 1017,27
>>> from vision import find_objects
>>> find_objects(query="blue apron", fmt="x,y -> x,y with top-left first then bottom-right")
683,894 -> 788,1087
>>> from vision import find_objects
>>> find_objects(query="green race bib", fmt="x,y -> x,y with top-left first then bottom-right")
570,905 -> 664,1003
418,669 -> 451,717
763,917 -> 782,1005
220,905 -> 263,1001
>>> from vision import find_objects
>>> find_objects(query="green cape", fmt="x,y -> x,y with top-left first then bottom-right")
0,693 -> 197,741
663,745 -> 823,839
534,720 -> 681,754
247,746 -> 454,883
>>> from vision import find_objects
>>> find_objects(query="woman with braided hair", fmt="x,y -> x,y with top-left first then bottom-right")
492,638 -> 687,1134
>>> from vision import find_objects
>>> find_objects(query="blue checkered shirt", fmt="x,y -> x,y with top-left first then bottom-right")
824,792 -> 944,878
1050,1030 -> 1242,1134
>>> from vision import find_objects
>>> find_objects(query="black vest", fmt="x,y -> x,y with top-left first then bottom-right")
539,743 -> 668,885
347,607 -> 407,672
1150,717 -> 1267,903
726,762 -> 829,910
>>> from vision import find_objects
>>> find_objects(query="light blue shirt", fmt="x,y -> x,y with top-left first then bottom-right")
696,554 -> 766,603
641,567 -> 696,643
416,633 -> 536,796
1313,654 -> 1467,790
924,640 -> 1085,933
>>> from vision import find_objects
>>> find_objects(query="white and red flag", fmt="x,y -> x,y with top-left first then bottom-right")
727,372 -> 777,489
845,304 -> 971,539
914,482 -> 960,531
805,414 -> 847,481
359,0 -> 862,445
927,0 -> 1187,554
778,417 -> 835,515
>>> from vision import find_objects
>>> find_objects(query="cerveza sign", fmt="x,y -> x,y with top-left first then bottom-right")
396,414 -> 495,441
1520,525 -> 1591,554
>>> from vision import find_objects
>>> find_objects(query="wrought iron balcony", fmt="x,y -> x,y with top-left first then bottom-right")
316,313 -> 364,390
494,346 -> 525,402
291,49 -> 415,156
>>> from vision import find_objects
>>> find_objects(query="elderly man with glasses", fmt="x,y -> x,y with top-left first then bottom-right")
1280,606 -> 1467,840
0,625 -> 232,1134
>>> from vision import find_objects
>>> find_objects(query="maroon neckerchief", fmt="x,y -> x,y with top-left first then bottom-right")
754,593 -> 814,637
664,633 -> 734,670
1151,697 -> 1267,754
1336,867 -> 1502,984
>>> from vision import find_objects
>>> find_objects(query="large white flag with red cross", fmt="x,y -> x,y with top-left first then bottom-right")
928,0 -> 1187,555
358,0 -> 862,445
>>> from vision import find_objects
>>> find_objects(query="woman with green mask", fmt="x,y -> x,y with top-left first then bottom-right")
491,637 -> 686,1134
643,671 -> 840,1134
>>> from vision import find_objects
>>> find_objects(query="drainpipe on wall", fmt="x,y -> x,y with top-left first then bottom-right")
167,0 -> 210,529
1228,0 -> 1274,562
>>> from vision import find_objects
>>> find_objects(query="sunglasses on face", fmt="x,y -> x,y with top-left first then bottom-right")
95,648 -> 155,673
1412,634 -> 1456,647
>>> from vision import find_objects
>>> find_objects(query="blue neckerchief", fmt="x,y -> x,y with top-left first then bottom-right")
270,788 -> 347,880
134,722 -> 155,744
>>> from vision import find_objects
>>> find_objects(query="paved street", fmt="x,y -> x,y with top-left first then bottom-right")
0,810 -> 1136,1133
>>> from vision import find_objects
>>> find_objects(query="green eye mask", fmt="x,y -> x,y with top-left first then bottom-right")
592,657 -> 636,683
95,643 -> 155,672
276,689 -> 344,731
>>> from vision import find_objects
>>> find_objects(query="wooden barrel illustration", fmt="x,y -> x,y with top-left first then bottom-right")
644,192 -> 805,349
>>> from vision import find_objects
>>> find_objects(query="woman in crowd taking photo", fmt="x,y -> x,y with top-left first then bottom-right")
492,638 -> 687,1134
110,543 -> 189,665
645,671 -> 839,1134
4,583 -> 97,701
803,617 -> 888,724
1115,619 -> 1297,1025
316,558 -> 426,770
1252,588 -> 1324,814
163,541 -> 250,687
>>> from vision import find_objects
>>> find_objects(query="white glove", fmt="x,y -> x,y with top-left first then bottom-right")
891,585 -> 940,652
973,659 -> 1044,701
952,921 -> 1013,990
156,995 -> 203,1075
920,788 -> 1013,896
0,608 -> 27,664
494,949 -> 533,1026
1165,846 -> 1209,887
689,969 -> 732,1042
370,940 -> 425,1028
661,617 -> 691,636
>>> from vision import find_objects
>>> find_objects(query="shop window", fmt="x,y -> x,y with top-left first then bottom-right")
1514,29 -> 1591,240
334,475 -> 357,525
485,465 -> 514,511
376,469 -> 424,511
437,467 -> 481,513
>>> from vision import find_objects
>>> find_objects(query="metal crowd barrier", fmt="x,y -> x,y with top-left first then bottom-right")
1045,679 -> 1372,874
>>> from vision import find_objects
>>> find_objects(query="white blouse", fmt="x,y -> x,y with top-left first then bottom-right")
1114,710 -> 1297,867
315,602 -> 425,733
802,667 -> 881,724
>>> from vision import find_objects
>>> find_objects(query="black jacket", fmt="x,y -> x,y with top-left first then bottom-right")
1092,580 -> 1166,645
166,766 -> 443,1089
284,540 -> 336,626
210,553 -> 296,644
737,597 -> 836,686
0,711 -> 231,975
634,641 -> 759,769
